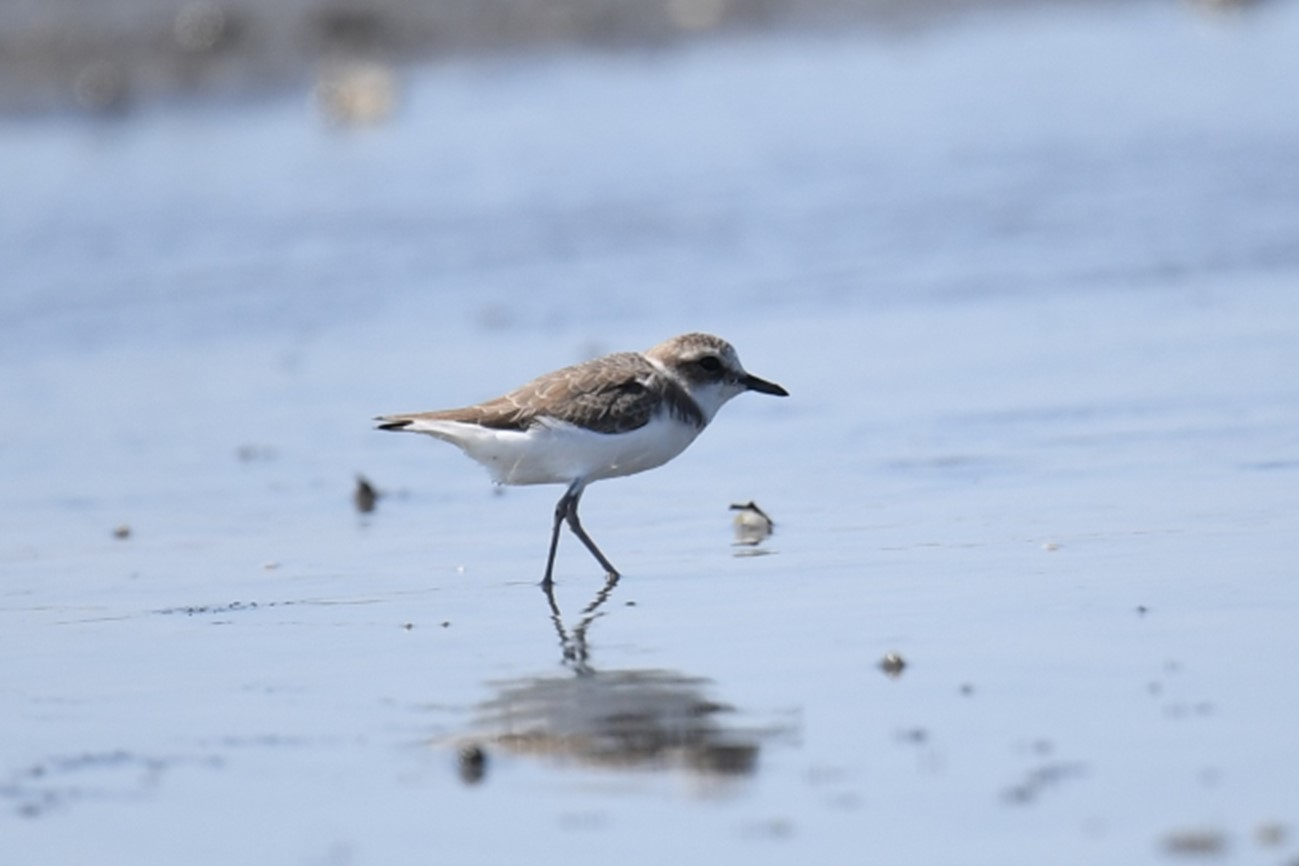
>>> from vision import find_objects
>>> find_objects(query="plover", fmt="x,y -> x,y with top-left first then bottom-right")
376,332 -> 788,586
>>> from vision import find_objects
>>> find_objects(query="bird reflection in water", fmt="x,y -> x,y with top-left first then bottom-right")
456,577 -> 781,784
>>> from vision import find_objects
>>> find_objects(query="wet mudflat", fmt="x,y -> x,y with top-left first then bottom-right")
4,1 -> 1299,863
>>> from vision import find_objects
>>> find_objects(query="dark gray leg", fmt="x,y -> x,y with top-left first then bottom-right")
542,484 -> 576,588
563,486 -> 620,579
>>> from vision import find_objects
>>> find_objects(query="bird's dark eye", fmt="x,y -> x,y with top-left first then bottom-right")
697,356 -> 723,373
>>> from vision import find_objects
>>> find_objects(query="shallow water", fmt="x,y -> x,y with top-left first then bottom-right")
4,1 -> 1299,863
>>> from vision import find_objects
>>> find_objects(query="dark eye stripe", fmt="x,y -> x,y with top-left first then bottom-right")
698,356 -> 722,373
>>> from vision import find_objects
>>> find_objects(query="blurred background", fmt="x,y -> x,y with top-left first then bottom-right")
0,0 -> 1161,115
4,0 -> 1299,863
4,0 -> 1295,359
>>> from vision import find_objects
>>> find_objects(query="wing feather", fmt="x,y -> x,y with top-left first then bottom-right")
375,351 -> 703,435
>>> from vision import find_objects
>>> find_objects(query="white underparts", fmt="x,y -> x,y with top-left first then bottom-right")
400,413 -> 704,486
